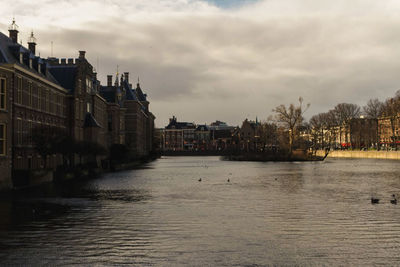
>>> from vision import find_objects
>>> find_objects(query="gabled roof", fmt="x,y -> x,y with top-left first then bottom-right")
122,80 -> 137,101
135,82 -> 147,102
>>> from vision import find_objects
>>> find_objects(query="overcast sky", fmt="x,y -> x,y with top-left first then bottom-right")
1,0 -> 400,127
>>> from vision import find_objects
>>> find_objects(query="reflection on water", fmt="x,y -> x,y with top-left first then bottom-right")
1,157 -> 400,266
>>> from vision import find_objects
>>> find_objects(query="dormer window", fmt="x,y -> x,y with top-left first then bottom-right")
19,53 -> 23,64
38,64 -> 41,74
29,58 -> 32,69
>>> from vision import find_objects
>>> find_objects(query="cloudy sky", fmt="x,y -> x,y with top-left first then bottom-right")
1,0 -> 400,126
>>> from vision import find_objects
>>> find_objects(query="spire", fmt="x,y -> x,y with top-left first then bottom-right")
8,17 -> 18,31
114,65 -> 119,86
114,73 -> 119,86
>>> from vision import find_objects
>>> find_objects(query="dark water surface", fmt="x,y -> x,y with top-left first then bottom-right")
1,157 -> 400,266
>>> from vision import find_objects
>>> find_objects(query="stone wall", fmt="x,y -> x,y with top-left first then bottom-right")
316,150 -> 400,160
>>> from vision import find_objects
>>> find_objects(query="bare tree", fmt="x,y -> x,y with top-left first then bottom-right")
363,98 -> 383,148
363,98 -> 383,119
310,113 -> 326,150
273,97 -> 310,155
332,103 -> 361,147
333,103 -> 361,123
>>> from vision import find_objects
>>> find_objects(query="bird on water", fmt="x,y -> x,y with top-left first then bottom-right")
198,178 -> 202,182
371,197 -> 380,204
391,194 -> 397,205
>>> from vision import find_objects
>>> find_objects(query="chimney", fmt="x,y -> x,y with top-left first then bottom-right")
27,31 -> 37,55
67,58 -> 74,64
8,18 -> 19,43
107,75 -> 112,86
79,51 -> 86,59
124,72 -> 129,83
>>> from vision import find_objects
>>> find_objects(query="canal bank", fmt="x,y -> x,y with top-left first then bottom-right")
316,150 -> 400,160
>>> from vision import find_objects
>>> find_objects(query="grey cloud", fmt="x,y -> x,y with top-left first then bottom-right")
6,2 -> 400,126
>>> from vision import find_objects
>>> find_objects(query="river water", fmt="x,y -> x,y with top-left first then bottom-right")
1,157 -> 400,266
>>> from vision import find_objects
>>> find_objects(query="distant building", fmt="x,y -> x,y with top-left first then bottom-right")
209,121 -> 235,151
164,116 -> 196,151
163,118 -> 236,152
378,114 -> 400,149
239,119 -> 262,151
194,124 -> 210,151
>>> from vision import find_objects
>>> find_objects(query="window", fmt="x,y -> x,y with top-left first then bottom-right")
46,89 -> 50,112
0,78 -> 5,110
0,124 -> 5,155
16,119 -> 22,145
86,77 -> 92,93
28,82 -> 32,107
38,87 -> 41,110
17,77 -> 22,104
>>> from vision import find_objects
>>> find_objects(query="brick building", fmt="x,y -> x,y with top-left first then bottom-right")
378,114 -> 400,149
239,119 -> 262,151
48,51 -> 108,149
164,116 -> 196,151
0,19 -> 156,189
0,20 -> 68,189
100,73 -> 155,158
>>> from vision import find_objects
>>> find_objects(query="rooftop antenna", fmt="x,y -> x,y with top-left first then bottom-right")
116,64 -> 119,76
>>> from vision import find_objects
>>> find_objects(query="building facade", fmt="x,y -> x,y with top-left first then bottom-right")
0,21 -> 69,189
0,19 -> 156,189
164,116 -> 196,151
100,73 -> 155,158
378,114 -> 400,149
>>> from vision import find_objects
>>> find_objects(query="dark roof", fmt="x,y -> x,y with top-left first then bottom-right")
195,125 -> 209,131
166,118 -> 196,129
122,80 -> 137,101
99,79 -> 141,106
0,32 -> 60,85
83,112 -> 100,128
135,83 -> 147,102
48,65 -> 77,93
99,86 -> 117,103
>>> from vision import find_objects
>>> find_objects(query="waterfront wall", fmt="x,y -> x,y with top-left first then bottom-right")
316,150 -> 400,160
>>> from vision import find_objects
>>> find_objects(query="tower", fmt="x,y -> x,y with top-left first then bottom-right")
8,18 -> 19,43
27,31 -> 37,55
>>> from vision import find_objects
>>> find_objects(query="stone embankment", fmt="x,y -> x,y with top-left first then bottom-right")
316,150 -> 400,160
